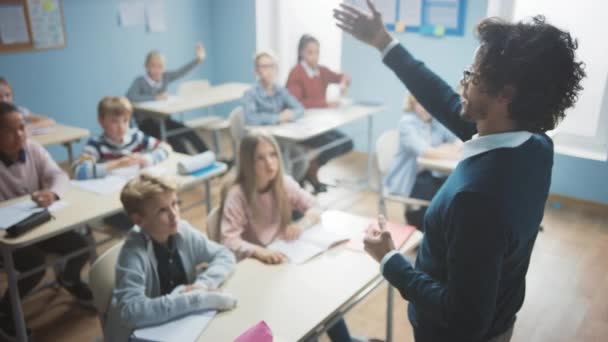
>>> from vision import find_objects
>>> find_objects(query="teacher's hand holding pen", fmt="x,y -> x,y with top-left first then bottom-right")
363,215 -> 396,263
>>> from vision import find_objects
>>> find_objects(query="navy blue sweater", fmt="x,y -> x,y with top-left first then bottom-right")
381,44 -> 553,341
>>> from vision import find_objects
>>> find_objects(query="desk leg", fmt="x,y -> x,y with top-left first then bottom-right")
159,118 -> 167,141
65,142 -> 74,165
283,144 -> 293,175
366,115 -> 374,189
204,181 -> 211,214
1,246 -> 28,342
386,285 -> 394,342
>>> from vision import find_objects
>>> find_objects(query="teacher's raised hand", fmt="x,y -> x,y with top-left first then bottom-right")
333,0 -> 393,52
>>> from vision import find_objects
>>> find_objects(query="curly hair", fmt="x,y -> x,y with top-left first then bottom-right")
474,16 -> 586,132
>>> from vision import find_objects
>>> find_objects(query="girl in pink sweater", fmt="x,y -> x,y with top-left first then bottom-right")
220,132 -> 319,264
219,132 -> 365,342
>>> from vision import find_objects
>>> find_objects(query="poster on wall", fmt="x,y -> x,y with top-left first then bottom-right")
27,0 -> 66,48
348,0 -> 466,36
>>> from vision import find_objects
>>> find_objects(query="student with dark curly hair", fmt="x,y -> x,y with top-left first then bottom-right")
335,1 -> 585,341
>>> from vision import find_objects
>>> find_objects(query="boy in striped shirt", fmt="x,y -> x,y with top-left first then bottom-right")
73,96 -> 171,180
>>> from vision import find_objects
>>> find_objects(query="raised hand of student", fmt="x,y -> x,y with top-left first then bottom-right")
195,43 -> 206,63
333,0 -> 393,52
155,92 -> 169,101
363,215 -> 396,263
31,190 -> 57,208
283,224 -> 303,241
253,247 -> 286,265
279,109 -> 295,123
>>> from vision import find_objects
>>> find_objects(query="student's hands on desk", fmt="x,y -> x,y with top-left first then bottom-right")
31,190 -> 58,208
279,109 -> 295,123
155,92 -> 169,101
253,247 -> 286,265
282,224 -> 303,241
363,215 -> 396,263
174,283 -> 237,311
107,155 -> 145,171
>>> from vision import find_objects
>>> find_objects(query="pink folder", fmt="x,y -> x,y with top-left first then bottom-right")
234,321 -> 273,342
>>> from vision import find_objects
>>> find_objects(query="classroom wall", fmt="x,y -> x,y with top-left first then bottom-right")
207,0 -> 257,116
0,0 -> 214,160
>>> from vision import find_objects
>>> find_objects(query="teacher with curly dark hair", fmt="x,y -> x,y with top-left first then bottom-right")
334,1 -> 586,341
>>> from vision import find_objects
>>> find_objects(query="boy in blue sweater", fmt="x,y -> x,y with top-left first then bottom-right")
335,1 -> 585,341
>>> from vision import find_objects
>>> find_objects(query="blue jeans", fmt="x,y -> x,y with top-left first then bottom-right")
327,318 -> 352,342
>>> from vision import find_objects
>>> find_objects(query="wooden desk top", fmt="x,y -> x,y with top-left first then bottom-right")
250,104 -> 384,142
0,153 -> 226,248
132,83 -> 250,116
198,219 -> 422,341
417,157 -> 459,174
31,124 -> 90,147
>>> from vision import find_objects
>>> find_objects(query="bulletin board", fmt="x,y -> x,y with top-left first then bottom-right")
0,0 -> 66,54
351,0 -> 467,37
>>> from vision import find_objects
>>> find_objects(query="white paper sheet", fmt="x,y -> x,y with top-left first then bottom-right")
109,165 -> 141,180
146,0 -> 167,33
133,310 -> 216,342
137,95 -> 179,109
267,239 -> 325,264
0,5 -> 30,44
118,1 -> 145,27
0,199 -> 68,230
398,0 -> 423,26
375,0 -> 398,23
28,126 -> 55,136
267,223 -> 353,264
71,176 -> 127,195
299,224 -> 352,250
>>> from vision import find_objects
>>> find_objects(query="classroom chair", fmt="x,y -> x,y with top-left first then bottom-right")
89,241 -> 123,329
206,207 -> 221,243
375,130 -> 430,223
228,106 -> 245,158
179,80 -> 231,155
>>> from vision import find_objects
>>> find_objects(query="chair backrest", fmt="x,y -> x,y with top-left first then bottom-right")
375,129 -> 400,176
89,241 -> 124,316
177,79 -> 211,97
206,207 -> 221,242
228,106 -> 245,152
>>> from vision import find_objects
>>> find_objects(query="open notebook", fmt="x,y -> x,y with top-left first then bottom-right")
267,223 -> 353,264
132,310 -> 216,342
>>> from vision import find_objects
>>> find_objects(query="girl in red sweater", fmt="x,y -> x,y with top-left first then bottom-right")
286,34 -> 354,193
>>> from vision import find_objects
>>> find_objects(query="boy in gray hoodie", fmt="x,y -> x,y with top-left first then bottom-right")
103,174 -> 236,342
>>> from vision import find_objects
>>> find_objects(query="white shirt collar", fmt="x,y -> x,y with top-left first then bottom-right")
144,74 -> 163,89
301,61 -> 320,78
461,131 -> 533,160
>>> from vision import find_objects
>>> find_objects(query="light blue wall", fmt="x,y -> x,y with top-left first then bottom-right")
551,155 -> 608,204
208,0 -> 256,116
0,0 -> 213,160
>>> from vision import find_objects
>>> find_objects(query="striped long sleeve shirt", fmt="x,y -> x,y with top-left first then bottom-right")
73,128 -> 171,180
